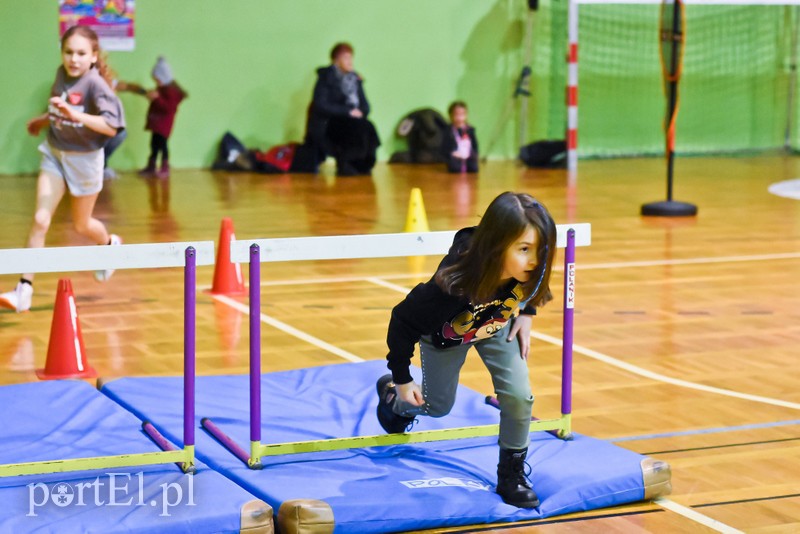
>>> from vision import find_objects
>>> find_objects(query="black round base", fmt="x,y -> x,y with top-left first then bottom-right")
641,200 -> 697,217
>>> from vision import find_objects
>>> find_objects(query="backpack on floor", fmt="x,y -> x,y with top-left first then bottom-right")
390,108 -> 448,164
519,140 -> 567,168
212,132 -> 253,171
252,143 -> 298,173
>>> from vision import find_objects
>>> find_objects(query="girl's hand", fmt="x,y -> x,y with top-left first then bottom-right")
49,96 -> 80,122
48,97 -> 116,137
349,108 -> 363,118
396,380 -> 425,406
26,115 -> 48,136
508,314 -> 532,360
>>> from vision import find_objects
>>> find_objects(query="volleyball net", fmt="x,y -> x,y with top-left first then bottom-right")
556,0 -> 800,168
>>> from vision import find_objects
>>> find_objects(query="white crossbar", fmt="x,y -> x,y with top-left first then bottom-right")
231,224 -> 591,263
0,241 -> 216,275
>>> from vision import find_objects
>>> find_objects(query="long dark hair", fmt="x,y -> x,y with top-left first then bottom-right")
435,192 -> 557,307
61,25 -> 114,87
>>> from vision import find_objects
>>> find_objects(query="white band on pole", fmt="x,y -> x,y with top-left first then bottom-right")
0,241 -> 216,276
231,224 -> 591,264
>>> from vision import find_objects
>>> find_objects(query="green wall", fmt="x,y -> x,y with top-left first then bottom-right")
1,1 -> 797,175
0,0 -> 537,174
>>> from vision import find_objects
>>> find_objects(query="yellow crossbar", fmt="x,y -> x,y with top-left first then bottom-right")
256,418 -> 567,457
0,447 -> 194,477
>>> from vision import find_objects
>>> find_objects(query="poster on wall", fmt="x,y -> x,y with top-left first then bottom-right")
59,0 -> 135,51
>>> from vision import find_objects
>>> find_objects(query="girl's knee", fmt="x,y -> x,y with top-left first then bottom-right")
425,399 -> 455,418
32,210 -> 52,234
498,392 -> 534,419
72,220 -> 89,235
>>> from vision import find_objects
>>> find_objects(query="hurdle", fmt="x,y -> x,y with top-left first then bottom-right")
0,240 -> 215,477
202,224 -> 591,469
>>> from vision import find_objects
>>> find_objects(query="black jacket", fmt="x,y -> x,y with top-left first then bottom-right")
441,125 -> 478,158
305,65 -> 371,148
386,227 -> 537,384
441,125 -> 479,173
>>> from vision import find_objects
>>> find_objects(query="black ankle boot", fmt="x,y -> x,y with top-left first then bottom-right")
496,447 -> 540,508
375,374 -> 415,434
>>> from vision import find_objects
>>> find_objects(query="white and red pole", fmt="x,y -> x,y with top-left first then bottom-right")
567,0 -> 579,173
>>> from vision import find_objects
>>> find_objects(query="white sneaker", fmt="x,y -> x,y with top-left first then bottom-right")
95,234 -> 123,282
0,282 -> 34,313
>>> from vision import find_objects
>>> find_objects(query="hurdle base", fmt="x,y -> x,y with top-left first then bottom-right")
141,421 -> 197,474
201,417 -> 263,470
640,200 -> 697,217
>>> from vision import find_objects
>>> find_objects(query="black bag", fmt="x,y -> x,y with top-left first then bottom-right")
519,140 -> 567,168
212,132 -> 253,171
390,108 -> 447,164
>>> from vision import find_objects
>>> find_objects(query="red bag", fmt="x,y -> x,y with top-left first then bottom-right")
253,143 -> 298,173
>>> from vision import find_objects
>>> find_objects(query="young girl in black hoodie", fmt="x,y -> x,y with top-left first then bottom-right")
377,191 -> 557,508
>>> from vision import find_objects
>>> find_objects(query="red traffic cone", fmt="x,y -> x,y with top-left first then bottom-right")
210,217 -> 246,295
37,279 -> 96,380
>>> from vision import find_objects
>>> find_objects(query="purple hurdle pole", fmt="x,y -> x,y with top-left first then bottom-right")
249,244 -> 262,466
184,247 -> 196,462
560,229 -> 576,436
201,417 -> 252,465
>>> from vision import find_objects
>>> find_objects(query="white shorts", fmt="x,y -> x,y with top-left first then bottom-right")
38,141 -> 104,197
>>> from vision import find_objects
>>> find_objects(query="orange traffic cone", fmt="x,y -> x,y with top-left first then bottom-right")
210,217 -> 246,295
36,279 -> 96,380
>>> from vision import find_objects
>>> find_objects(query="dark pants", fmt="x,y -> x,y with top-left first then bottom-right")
104,129 -> 127,168
325,117 -> 381,176
392,320 -> 534,450
446,155 -> 479,174
149,133 -> 169,164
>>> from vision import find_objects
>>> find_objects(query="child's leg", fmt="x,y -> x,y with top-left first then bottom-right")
393,340 -> 470,418
159,135 -> 169,163
475,325 -> 534,450
2,171 -> 65,311
446,156 -> 463,173
70,192 -> 109,245
139,134 -> 159,175
23,171 -> 68,281
155,134 -> 170,177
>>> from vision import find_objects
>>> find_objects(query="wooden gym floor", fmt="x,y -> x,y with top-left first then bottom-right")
1,157 -> 799,533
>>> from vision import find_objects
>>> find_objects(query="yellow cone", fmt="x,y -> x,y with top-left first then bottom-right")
404,188 -> 430,233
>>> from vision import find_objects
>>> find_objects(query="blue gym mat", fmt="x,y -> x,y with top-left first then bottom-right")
101,360 -> 671,533
0,380 -> 271,534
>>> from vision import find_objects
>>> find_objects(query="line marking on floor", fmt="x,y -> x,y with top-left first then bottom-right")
655,498 -> 744,534
211,294 -> 364,363
610,419 -> 800,443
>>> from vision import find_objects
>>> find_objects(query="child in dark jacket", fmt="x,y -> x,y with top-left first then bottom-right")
442,101 -> 478,173
377,192 -> 558,508
120,56 -> 186,178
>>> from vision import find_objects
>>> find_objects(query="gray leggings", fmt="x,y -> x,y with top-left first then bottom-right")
392,321 -> 534,450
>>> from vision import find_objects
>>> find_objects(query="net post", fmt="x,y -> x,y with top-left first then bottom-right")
567,0 -> 579,173
183,247 -> 196,469
249,244 -> 263,468
560,229 -> 576,438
